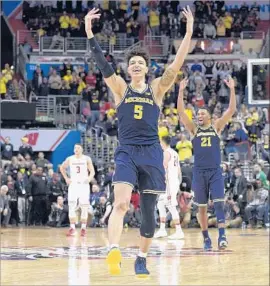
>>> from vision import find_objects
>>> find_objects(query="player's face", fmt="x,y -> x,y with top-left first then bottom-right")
74,145 -> 83,155
197,109 -> 211,126
127,56 -> 148,79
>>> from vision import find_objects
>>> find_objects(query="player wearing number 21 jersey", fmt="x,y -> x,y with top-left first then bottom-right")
60,143 -> 95,237
177,76 -> 236,251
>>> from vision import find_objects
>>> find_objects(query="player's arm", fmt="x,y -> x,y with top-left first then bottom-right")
214,76 -> 236,134
85,8 -> 127,105
59,158 -> 71,185
177,78 -> 197,136
163,150 -> 171,171
178,162 -> 182,184
151,7 -> 193,105
87,157 -> 95,183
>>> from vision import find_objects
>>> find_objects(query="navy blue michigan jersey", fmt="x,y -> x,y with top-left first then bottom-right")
117,84 -> 160,145
192,125 -> 221,169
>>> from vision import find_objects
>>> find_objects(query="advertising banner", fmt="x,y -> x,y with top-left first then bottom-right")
0,129 -> 69,151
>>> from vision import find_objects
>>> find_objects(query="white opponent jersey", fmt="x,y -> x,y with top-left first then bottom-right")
68,155 -> 89,183
165,147 -> 181,187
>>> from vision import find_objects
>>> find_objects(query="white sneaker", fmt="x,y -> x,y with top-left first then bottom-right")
154,229 -> 168,238
168,231 -> 185,240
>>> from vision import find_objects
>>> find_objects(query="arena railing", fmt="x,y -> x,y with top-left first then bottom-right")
260,29 -> 269,58
33,95 -> 81,128
37,36 -> 138,54
18,79 -> 27,101
240,31 -> 265,39
65,37 -> 88,54
40,36 -> 64,53
17,45 -> 28,80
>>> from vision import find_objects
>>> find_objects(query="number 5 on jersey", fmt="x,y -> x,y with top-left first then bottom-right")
134,105 -> 143,119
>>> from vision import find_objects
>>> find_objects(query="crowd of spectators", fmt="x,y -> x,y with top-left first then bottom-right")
149,1 -> 260,39
0,63 -> 25,100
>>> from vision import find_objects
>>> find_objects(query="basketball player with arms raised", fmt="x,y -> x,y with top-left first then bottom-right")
177,77 -> 236,250
154,136 -> 184,240
60,144 -> 95,237
85,7 -> 193,276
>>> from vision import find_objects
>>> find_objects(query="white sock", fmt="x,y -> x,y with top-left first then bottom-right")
175,224 -> 182,231
110,244 -> 119,249
70,223 -> 75,229
138,251 -> 147,258
81,223 -> 86,230
160,222 -> 166,230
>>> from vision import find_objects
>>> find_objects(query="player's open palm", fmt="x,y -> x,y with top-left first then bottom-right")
84,8 -> 101,37
224,76 -> 235,89
182,6 -> 194,34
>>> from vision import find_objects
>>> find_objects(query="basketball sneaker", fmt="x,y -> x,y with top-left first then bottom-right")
66,228 -> 76,237
80,229 -> 86,237
134,256 -> 150,278
168,231 -> 185,240
106,247 -> 122,275
218,235 -> 228,250
203,237 -> 212,251
154,229 -> 167,238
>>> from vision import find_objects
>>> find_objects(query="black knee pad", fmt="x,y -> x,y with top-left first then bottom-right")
140,193 -> 157,238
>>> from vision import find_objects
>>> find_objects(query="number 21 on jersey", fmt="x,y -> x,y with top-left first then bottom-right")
201,136 -> 211,147
134,105 -> 143,119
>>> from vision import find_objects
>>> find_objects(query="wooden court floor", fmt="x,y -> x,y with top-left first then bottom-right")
0,227 -> 269,285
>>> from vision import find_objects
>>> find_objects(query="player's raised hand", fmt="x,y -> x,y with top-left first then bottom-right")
179,78 -> 189,92
224,75 -> 235,89
182,6 -> 194,34
84,8 -> 101,37
66,178 -> 72,185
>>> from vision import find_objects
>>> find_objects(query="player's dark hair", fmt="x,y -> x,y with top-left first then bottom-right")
126,48 -> 150,66
197,106 -> 212,116
75,143 -> 83,148
161,136 -> 171,146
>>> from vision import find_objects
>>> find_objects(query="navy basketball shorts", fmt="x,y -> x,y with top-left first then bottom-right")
112,143 -> 166,194
192,167 -> 225,205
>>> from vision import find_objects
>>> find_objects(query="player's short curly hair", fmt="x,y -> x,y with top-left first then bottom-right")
126,48 -> 150,66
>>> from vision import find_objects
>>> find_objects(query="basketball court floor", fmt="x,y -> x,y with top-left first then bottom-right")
1,227 -> 269,285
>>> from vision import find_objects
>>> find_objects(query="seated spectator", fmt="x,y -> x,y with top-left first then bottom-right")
178,191 -> 193,228
224,196 -> 242,228
203,21 -> 216,39
0,185 -> 9,227
253,164 -> 270,190
246,48 -> 258,58
232,39 -> 243,54
49,31 -> 64,50
47,196 -> 69,227
37,24 -> 46,37
245,180 -> 268,228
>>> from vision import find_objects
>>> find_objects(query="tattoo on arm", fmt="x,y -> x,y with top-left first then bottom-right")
160,68 -> 176,87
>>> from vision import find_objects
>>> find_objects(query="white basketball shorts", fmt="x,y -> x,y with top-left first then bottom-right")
68,183 -> 90,205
